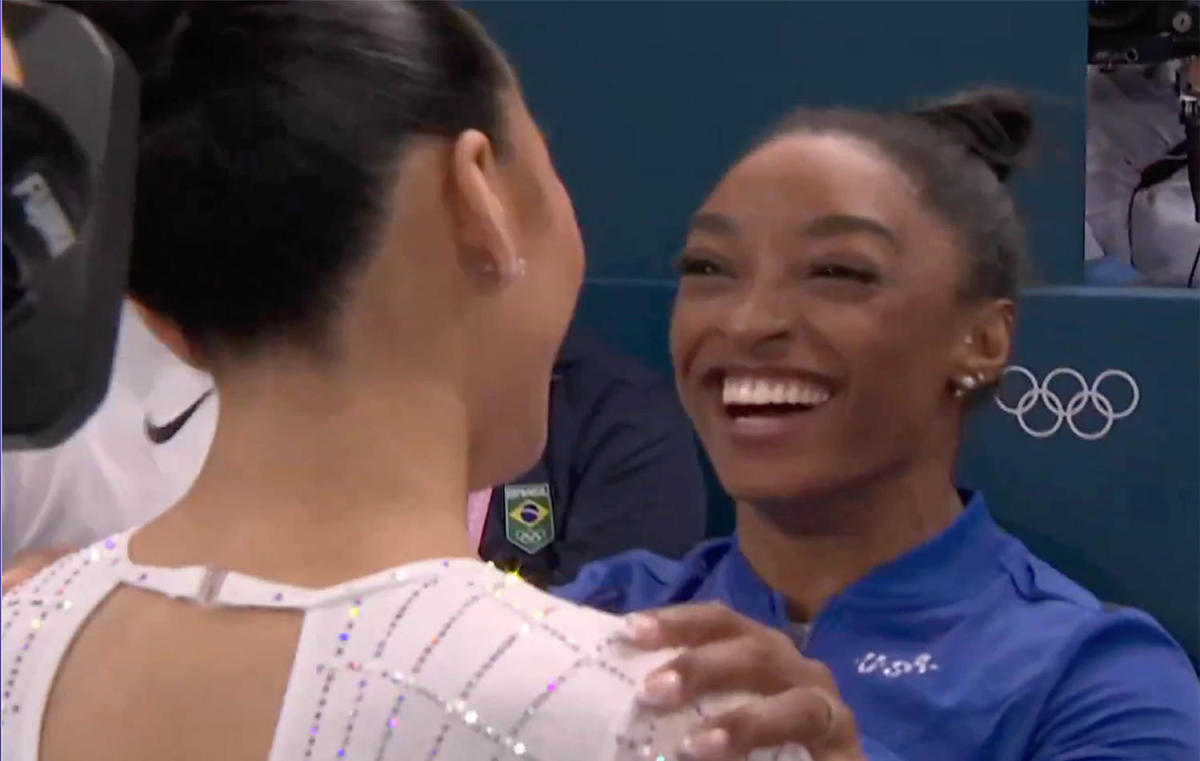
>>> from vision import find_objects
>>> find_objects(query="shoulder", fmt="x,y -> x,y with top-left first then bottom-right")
2,539 -> 124,705
1027,603 -> 1199,759
995,549 -> 1199,759
999,539 -> 1193,676
350,563 -> 677,760
614,687 -> 811,761
553,537 -> 735,613
435,571 -> 800,761
3,535 -> 126,606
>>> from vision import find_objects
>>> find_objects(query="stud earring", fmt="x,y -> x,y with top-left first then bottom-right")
952,373 -> 986,398
507,257 -> 528,279
480,258 -> 527,280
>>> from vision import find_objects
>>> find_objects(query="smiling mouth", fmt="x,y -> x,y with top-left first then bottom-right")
720,374 -> 834,419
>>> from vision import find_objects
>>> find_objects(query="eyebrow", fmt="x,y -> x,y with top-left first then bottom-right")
689,212 -> 899,253
688,212 -> 741,236
797,214 -> 900,253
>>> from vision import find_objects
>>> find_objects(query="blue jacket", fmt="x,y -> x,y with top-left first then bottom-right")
555,492 -> 1200,761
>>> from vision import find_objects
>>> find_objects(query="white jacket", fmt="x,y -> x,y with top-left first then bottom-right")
1,303 -> 216,562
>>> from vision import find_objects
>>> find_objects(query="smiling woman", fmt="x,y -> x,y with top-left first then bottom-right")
559,89 -> 1200,761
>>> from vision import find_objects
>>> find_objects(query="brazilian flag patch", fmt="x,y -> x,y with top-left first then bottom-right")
504,483 -> 555,555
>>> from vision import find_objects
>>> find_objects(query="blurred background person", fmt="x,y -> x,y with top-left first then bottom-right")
1,302 -> 214,566
1086,56 -> 1200,287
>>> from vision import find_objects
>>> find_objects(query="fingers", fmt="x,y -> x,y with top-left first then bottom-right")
639,631 -> 805,707
679,687 -> 860,761
624,603 -> 864,759
624,602 -> 755,649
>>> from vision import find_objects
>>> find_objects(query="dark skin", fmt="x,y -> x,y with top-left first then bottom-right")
627,132 -> 1013,760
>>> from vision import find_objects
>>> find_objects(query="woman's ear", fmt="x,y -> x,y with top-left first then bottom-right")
951,299 -> 1014,389
131,300 -> 204,369
449,128 -> 522,283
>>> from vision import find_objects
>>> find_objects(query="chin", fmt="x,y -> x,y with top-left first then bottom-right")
715,457 -> 854,510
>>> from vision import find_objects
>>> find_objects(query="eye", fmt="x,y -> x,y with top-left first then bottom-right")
674,252 -> 726,278
810,263 -> 878,284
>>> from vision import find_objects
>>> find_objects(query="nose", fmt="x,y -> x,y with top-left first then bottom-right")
725,278 -> 791,349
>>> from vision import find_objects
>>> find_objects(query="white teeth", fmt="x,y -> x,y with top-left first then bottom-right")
769,384 -> 787,404
722,376 -> 832,407
752,379 -> 771,403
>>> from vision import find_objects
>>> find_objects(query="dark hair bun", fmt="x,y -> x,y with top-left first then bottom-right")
910,88 -> 1034,183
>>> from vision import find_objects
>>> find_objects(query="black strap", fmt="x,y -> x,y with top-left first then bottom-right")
1188,242 -> 1200,289
1136,140 -> 1188,193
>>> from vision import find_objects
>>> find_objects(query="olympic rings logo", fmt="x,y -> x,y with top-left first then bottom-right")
994,367 -> 1139,441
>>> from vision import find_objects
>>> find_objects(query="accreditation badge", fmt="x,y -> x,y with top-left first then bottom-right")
503,483 -> 555,555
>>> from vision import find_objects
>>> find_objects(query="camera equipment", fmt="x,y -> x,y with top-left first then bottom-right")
1089,2 -> 1200,223
1088,1 -> 1198,66
2,0 -> 138,450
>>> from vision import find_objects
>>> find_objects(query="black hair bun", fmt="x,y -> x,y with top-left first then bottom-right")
910,88 -> 1034,183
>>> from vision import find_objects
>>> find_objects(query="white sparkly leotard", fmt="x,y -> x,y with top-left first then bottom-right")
1,532 -> 809,761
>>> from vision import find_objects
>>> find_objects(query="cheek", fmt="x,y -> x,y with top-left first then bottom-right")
849,298 -> 955,404
668,300 -> 715,429
668,300 -> 702,384
547,184 -> 584,288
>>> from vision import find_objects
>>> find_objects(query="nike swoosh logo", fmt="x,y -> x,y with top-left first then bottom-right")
144,389 -> 214,445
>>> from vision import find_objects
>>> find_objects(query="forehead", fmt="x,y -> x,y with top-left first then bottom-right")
699,133 -> 933,240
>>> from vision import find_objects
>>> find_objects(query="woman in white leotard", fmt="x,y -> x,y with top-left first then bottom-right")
0,3 -> 805,760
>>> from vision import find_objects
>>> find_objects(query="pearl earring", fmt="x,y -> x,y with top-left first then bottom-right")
953,373 -> 985,398
480,258 -> 527,279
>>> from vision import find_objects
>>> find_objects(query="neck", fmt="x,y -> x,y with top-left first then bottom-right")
134,358 -> 476,587
736,460 -> 963,622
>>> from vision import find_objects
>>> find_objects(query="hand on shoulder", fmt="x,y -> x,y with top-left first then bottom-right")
622,603 -> 865,761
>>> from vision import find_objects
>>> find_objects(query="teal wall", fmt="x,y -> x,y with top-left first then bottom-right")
470,2 -> 1200,663
958,288 -> 1200,666
468,0 -> 1087,285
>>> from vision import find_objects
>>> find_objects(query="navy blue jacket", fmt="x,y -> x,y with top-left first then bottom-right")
480,328 -> 707,587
